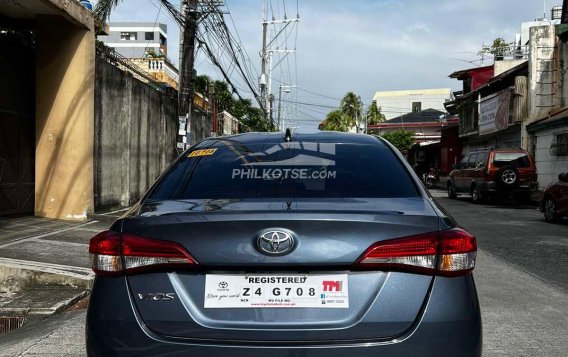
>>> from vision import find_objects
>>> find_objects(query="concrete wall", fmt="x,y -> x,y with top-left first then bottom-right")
560,37 -> 568,108
461,125 -> 522,154
494,59 -> 527,76
528,25 -> 557,122
189,110 -> 211,145
533,127 -> 568,186
94,58 -> 178,212
35,16 -> 95,220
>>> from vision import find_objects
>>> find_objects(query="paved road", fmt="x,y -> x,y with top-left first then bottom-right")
431,189 -> 568,291
0,215 -> 118,270
1,197 -> 567,356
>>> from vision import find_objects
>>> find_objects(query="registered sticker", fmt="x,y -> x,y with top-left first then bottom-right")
204,274 -> 349,308
188,148 -> 217,157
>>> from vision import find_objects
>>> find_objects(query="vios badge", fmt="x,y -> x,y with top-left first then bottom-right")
257,230 -> 295,255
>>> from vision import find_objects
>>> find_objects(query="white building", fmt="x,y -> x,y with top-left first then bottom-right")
97,22 -> 179,88
97,22 -> 168,58
372,88 -> 453,121
519,6 -> 562,45
221,111 -> 240,135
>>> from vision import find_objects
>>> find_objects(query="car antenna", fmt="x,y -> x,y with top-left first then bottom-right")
284,128 -> 292,142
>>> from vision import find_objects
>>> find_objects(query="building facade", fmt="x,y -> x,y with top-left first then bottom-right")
446,62 -> 529,155
98,22 -> 168,58
446,21 -> 568,189
372,88 -> 453,121
0,0 -> 96,219
97,22 -> 178,89
221,111 -> 240,136
526,24 -> 568,186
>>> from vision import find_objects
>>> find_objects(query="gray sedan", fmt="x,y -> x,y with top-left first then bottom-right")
86,131 -> 481,356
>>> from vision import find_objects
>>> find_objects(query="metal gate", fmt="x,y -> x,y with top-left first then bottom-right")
0,28 -> 35,216
0,315 -> 26,335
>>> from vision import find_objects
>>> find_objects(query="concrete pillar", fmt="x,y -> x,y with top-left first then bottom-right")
35,16 -> 95,220
526,25 -> 557,151
528,25 -> 557,122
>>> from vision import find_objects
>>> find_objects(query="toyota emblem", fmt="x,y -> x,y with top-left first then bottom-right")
257,230 -> 295,255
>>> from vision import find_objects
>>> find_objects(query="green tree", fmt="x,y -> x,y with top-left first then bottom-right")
482,37 -> 510,59
320,109 -> 351,132
144,49 -> 164,58
379,130 -> 414,152
233,99 -> 273,132
213,80 -> 233,112
366,101 -> 386,125
340,92 -> 363,131
194,75 -> 212,95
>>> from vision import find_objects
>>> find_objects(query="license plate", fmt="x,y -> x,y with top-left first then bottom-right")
204,274 -> 349,308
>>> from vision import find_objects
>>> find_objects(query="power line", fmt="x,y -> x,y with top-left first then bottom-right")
197,8 -> 261,104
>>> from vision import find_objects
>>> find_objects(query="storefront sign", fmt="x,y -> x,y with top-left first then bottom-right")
479,91 -> 511,136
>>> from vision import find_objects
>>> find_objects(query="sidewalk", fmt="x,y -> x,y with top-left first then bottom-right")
0,212 -> 122,335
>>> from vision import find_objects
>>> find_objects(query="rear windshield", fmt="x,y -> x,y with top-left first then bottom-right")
492,152 -> 530,168
149,140 -> 419,199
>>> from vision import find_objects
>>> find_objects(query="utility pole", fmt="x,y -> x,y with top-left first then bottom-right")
269,94 -> 275,127
259,0 -> 299,126
178,0 -> 198,150
277,86 -> 283,131
260,0 -> 268,116
209,82 -> 217,136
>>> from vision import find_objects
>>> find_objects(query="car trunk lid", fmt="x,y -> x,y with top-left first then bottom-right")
120,198 -> 441,343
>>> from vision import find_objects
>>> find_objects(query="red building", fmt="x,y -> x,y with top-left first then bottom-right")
439,123 -> 461,176
368,109 -> 459,177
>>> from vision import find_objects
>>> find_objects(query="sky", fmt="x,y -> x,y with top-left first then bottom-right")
95,0 -> 563,130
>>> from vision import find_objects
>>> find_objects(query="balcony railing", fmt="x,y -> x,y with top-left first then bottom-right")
490,45 -> 529,61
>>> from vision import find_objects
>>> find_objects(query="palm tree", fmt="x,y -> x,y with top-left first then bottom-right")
94,0 -> 125,23
320,110 -> 351,132
366,100 -> 386,125
340,92 -> 363,132
95,0 -> 174,24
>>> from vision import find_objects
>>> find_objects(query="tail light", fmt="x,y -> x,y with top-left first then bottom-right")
89,231 -> 198,276
354,228 -> 476,277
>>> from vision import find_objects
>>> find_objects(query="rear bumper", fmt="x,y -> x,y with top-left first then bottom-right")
477,181 -> 537,193
86,274 -> 482,357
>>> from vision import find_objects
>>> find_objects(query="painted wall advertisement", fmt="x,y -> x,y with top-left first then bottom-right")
479,91 -> 511,136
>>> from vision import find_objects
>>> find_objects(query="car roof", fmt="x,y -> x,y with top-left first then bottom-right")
200,131 -> 383,146
468,148 -> 528,154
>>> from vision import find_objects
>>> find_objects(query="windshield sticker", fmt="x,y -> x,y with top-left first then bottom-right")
188,148 -> 217,158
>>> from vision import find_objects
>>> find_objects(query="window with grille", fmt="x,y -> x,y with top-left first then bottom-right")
550,133 -> 568,156
120,32 -> 137,40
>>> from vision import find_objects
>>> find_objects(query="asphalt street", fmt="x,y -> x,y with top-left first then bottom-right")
431,189 -> 568,292
1,193 -> 567,356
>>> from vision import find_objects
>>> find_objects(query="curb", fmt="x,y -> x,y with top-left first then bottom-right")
88,208 -> 130,224
0,290 -> 89,316
0,258 -> 94,332
0,258 -> 94,285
